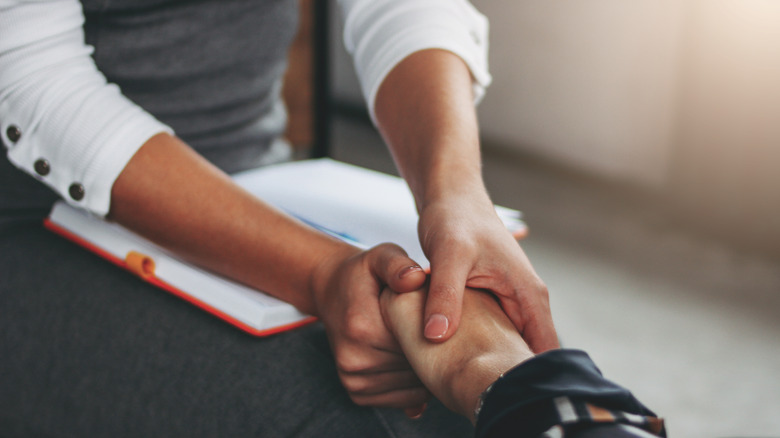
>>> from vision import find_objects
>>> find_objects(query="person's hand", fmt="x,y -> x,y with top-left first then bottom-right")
379,285 -> 534,422
311,243 -> 431,409
416,195 -> 559,353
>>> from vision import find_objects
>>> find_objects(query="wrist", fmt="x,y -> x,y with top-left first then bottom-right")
418,162 -> 492,212
453,352 -> 534,422
418,182 -> 496,223
307,242 -> 362,316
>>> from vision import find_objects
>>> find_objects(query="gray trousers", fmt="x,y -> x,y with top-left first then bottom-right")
2,0 -> 473,432
0,202 -> 472,437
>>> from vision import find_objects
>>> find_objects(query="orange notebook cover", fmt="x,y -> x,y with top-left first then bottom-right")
45,203 -> 316,337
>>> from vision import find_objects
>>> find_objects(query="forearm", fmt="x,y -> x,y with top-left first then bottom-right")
373,49 -> 557,346
109,133 -> 356,315
374,49 -> 492,212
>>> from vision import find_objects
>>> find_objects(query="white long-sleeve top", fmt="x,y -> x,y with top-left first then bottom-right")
0,0 -> 491,216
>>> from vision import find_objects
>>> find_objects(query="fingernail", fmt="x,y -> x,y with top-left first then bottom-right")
424,314 -> 449,339
399,265 -> 423,279
404,404 -> 427,419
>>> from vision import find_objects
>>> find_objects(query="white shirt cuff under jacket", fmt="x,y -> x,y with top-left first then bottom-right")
340,0 -> 492,124
0,0 -> 172,216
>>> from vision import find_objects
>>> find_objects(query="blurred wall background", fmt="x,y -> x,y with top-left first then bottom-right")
331,0 -> 780,256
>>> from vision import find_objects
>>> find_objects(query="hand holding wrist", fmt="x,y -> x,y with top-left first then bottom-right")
309,243 -> 429,409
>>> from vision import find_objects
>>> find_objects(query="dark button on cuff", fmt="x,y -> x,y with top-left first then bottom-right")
34,158 -> 50,176
68,183 -> 85,201
6,125 -> 21,143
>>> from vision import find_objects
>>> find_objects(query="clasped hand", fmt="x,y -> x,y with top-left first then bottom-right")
417,197 -> 559,352
312,200 -> 558,410
311,243 -> 431,409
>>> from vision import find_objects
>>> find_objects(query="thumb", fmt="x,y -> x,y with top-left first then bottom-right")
423,254 -> 470,342
367,243 -> 427,293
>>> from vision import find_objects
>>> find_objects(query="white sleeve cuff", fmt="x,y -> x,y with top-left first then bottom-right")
340,0 -> 492,124
0,0 -> 172,216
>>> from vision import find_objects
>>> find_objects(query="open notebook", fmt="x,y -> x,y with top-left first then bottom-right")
45,159 -> 527,336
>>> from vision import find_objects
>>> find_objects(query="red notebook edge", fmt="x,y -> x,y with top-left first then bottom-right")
43,218 -> 318,337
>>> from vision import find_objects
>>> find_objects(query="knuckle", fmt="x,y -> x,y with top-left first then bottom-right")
336,345 -> 381,375
512,277 -> 548,302
342,376 -> 370,395
531,280 -> 550,301
344,315 -> 375,341
508,279 -> 552,317
368,243 -> 404,267
337,353 -> 367,374
350,394 -> 371,407
375,242 -> 403,253
533,279 -> 550,298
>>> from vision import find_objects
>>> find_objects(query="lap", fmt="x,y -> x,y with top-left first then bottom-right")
0,218 -> 472,437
